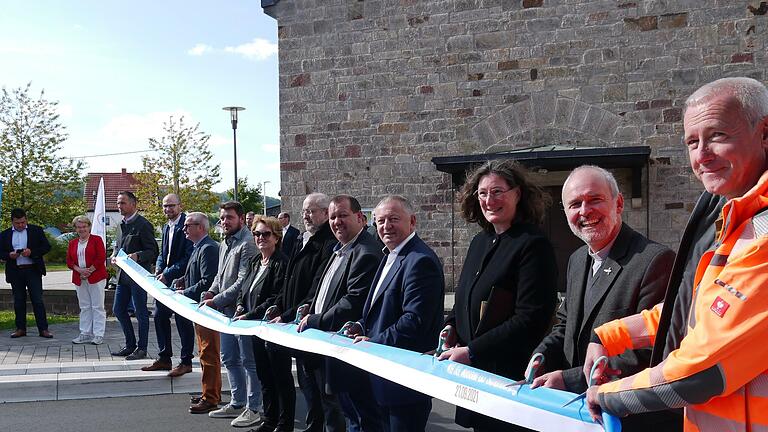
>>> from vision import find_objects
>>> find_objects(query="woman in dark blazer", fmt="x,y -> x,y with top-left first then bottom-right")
234,216 -> 291,432
439,160 -> 559,432
66,215 -> 109,345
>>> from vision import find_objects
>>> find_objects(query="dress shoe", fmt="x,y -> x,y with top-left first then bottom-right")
190,395 -> 203,404
10,329 -> 26,338
141,359 -> 172,372
168,363 -> 192,377
125,349 -> 147,360
39,329 -> 53,338
111,346 -> 135,356
189,399 -> 218,414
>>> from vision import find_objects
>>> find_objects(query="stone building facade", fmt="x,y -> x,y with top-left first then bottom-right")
262,0 -> 766,290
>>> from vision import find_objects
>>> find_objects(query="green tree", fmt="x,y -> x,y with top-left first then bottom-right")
134,115 -> 221,228
0,83 -> 84,228
225,176 -> 263,214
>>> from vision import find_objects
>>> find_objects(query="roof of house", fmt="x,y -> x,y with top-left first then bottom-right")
84,169 -> 138,211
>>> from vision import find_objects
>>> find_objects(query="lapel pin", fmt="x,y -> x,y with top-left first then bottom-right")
603,267 -> 612,275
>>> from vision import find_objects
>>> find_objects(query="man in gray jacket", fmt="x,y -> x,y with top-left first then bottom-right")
200,201 -> 261,427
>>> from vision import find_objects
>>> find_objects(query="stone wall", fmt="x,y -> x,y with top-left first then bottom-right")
264,0 -> 767,289
0,288 -> 116,316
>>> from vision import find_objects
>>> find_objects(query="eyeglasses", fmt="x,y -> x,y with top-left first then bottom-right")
302,208 -> 323,216
475,188 -> 513,201
182,223 -> 200,229
253,230 -> 273,238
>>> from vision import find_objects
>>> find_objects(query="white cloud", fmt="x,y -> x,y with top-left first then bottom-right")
208,134 -> 230,148
187,43 -> 213,56
224,38 -> 277,61
58,103 -> 74,119
261,143 -> 279,153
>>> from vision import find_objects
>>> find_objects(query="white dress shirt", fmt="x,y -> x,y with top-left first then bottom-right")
370,231 -> 416,302
313,229 -> 363,314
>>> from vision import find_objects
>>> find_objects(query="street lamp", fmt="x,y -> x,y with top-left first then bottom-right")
222,106 -> 246,202
262,181 -> 271,215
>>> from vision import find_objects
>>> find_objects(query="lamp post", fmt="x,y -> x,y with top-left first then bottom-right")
222,106 -> 245,202
262,181 -> 271,215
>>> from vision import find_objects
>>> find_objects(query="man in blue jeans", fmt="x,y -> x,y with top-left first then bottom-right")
110,191 -> 158,361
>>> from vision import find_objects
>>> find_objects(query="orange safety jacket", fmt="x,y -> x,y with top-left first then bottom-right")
594,170 -> 768,432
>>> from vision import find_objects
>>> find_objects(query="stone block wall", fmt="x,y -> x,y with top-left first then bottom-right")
264,0 -> 767,289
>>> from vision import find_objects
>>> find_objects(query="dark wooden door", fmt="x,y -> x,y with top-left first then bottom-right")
541,186 -> 584,293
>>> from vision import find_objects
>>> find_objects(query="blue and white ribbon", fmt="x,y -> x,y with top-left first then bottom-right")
116,252 -> 620,432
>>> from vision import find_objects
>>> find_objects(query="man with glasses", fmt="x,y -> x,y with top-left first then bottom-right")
174,212 -> 221,414
142,194 -> 195,377
268,192 -> 338,432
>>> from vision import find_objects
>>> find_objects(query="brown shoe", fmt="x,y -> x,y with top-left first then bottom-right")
140,359 -> 172,371
168,363 -> 192,377
10,329 -> 26,338
189,398 -> 218,414
38,330 -> 53,338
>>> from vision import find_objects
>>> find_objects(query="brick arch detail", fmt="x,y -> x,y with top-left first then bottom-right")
470,93 -> 624,150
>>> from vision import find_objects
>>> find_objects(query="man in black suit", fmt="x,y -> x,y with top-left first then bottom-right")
348,195 -> 445,432
142,194 -> 194,376
1,208 -> 52,338
268,193 -> 337,432
278,212 -> 300,258
531,166 -> 678,431
297,195 -> 385,432
173,212 -> 221,414
110,190 -> 159,361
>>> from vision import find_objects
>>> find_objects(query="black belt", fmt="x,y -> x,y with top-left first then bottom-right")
16,264 -> 36,269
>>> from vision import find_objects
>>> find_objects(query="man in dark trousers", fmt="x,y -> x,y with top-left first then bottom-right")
1,208 -> 52,338
530,166 -> 678,431
278,212 -> 300,258
173,212 -> 221,414
348,195 -> 445,432
268,193 -> 337,432
297,195 -> 385,432
110,190 -> 159,361
142,193 -> 194,376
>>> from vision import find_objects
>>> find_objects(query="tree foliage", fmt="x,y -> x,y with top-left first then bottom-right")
225,176 -> 263,214
0,83 -> 84,228
134,116 -> 221,228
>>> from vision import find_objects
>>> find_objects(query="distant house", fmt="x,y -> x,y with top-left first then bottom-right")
84,168 -> 138,229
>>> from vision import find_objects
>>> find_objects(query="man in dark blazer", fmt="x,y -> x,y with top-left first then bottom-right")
349,195 -> 445,432
1,208 -> 53,338
297,195 -> 385,432
142,194 -> 194,376
278,212 -> 300,258
531,166 -> 678,431
110,191 -> 159,361
173,212 -> 221,414
269,193 -> 337,432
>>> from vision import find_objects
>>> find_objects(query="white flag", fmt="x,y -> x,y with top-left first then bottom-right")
91,177 -> 106,245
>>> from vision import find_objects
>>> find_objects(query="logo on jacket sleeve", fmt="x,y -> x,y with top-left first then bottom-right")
710,296 -> 730,317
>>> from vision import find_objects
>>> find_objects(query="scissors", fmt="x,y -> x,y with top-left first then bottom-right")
293,304 -> 310,324
506,352 -> 544,387
562,355 -> 609,407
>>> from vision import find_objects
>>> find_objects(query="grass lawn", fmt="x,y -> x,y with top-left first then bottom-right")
45,263 -> 70,272
0,310 -> 79,330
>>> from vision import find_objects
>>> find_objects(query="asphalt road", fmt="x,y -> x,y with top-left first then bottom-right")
0,392 -> 466,432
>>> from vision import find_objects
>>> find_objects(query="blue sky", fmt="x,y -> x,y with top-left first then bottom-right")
0,1 -> 280,197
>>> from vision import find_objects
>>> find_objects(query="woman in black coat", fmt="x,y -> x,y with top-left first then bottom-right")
234,216 -> 291,432
439,160 -> 558,432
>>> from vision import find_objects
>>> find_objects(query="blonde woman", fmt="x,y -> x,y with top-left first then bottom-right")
66,215 -> 108,344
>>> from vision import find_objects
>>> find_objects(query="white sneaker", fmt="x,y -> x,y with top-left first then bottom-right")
231,409 -> 261,427
91,336 -> 103,345
72,334 -> 92,344
208,403 -> 243,419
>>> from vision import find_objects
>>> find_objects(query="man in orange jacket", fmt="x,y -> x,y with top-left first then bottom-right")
585,77 -> 768,431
